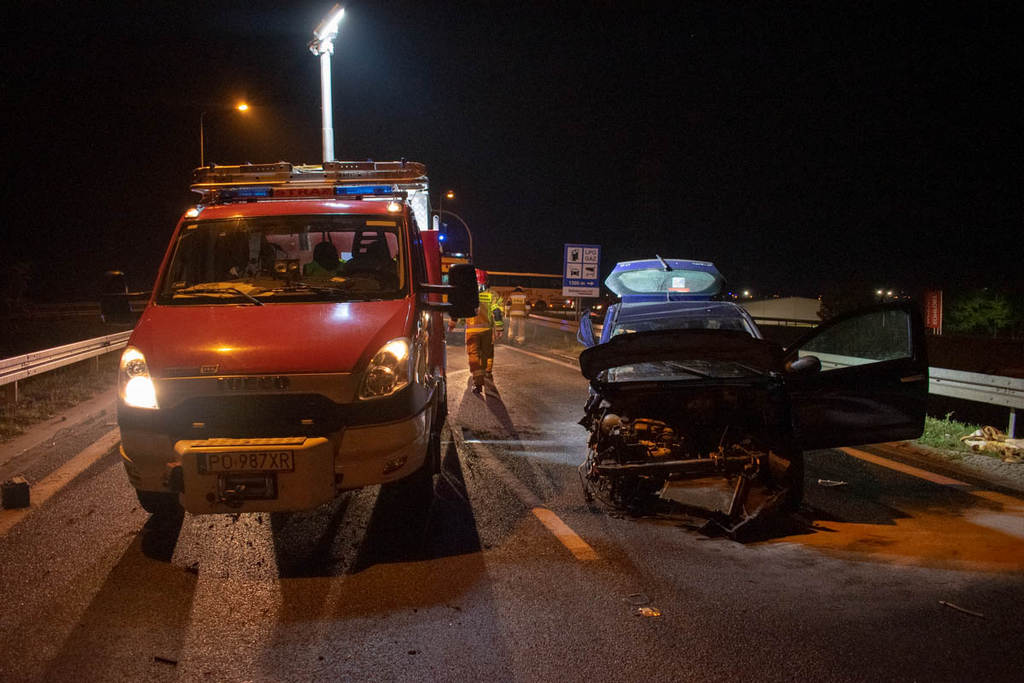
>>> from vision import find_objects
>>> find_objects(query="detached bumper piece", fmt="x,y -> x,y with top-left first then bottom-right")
1,477 -> 30,509
177,436 -> 335,514
581,447 -> 794,541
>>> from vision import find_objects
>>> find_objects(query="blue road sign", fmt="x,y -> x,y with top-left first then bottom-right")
563,243 -> 601,297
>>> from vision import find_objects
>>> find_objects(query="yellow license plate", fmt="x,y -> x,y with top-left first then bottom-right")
200,451 -> 294,473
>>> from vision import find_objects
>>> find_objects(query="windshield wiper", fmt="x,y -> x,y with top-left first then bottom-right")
265,281 -> 349,296
173,286 -> 264,305
662,361 -> 713,378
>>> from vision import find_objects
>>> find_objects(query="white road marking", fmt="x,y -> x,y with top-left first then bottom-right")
500,345 -> 579,370
0,427 -> 121,537
450,421 -> 599,561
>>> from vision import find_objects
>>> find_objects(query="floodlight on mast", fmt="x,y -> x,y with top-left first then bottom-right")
309,4 -> 345,163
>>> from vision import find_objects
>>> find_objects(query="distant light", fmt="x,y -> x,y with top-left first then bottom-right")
887,290 -> 893,296
743,290 -> 750,297
445,190 -> 455,200
876,289 -> 884,295
236,102 -> 250,112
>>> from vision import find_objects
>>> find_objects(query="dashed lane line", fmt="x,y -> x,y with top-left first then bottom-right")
0,427 -> 121,538
449,421 -> 599,561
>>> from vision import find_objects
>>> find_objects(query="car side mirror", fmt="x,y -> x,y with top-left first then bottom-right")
99,270 -> 132,324
577,308 -> 596,347
786,355 -> 821,375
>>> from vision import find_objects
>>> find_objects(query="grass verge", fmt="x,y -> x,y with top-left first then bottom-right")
915,413 -> 984,459
0,353 -> 118,442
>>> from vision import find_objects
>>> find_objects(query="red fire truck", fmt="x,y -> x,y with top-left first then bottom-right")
115,161 -> 476,516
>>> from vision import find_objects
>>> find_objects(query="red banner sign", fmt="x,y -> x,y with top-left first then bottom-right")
924,290 -> 943,331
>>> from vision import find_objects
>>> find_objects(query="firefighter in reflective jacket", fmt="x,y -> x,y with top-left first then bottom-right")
452,268 -> 503,393
505,286 -> 529,344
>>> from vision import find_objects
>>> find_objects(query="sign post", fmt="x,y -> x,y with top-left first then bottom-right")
924,290 -> 943,335
562,243 -> 601,300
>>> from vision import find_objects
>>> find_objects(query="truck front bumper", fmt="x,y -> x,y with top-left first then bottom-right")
119,408 -> 430,514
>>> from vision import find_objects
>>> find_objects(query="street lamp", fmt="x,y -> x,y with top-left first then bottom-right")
199,102 -> 250,167
309,4 -> 345,162
438,190 -> 454,229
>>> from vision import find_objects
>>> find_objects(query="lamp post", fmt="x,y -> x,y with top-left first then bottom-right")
199,102 -> 250,167
309,4 -> 345,163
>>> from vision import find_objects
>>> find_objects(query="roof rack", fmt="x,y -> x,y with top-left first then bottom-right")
191,160 -> 427,197
188,160 -> 433,229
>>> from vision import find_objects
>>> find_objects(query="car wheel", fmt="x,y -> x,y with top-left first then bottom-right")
136,490 -> 183,518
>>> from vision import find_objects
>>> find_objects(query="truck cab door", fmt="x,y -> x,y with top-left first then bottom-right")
785,302 -> 928,451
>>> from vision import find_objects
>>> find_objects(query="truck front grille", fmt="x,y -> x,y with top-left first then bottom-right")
165,394 -> 344,439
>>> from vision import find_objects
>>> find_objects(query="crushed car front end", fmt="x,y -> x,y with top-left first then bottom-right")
578,329 -> 803,531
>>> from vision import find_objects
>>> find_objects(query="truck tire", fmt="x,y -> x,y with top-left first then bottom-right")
136,490 -> 183,518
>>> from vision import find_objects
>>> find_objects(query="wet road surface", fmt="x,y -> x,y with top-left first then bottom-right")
1,343 -> 1022,682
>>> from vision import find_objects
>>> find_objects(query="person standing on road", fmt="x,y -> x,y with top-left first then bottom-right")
506,286 -> 529,345
452,268 -> 503,393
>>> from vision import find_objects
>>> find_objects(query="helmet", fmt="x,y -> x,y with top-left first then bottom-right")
475,268 -> 488,286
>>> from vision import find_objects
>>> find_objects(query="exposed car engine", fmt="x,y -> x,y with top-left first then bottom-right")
579,382 -> 802,535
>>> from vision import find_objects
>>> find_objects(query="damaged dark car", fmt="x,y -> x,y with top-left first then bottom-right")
577,258 -> 928,534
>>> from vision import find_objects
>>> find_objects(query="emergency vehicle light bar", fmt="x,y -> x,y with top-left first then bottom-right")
190,160 -> 429,204
192,160 -> 427,188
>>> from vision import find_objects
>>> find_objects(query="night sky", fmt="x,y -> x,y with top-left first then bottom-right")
4,1 -> 1019,302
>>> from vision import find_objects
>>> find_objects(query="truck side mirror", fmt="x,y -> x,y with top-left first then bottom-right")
446,263 -> 479,319
100,270 -> 132,324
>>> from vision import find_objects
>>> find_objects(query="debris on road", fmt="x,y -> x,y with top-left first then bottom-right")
1,476 -> 30,509
939,600 -> 985,619
634,607 -> 662,617
624,593 -> 651,606
154,656 -> 178,666
817,479 -> 848,487
960,427 -> 1024,463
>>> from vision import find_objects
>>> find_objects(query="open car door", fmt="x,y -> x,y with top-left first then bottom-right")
785,302 -> 928,450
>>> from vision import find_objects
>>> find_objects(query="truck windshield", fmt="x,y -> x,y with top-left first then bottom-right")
157,215 -> 406,304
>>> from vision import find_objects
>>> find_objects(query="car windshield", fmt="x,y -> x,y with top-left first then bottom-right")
611,313 -> 754,337
599,359 -> 766,383
157,215 -> 405,304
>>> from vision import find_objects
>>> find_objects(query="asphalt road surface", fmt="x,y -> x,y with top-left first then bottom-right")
1,342 -> 1022,682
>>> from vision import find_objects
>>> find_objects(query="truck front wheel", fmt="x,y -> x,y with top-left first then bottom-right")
136,490 -> 184,518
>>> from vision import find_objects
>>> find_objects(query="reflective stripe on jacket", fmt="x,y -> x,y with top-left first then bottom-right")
466,290 -> 504,333
508,292 -> 528,316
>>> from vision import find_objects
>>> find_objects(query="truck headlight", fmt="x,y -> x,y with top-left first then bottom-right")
119,346 -> 158,409
359,338 -> 410,399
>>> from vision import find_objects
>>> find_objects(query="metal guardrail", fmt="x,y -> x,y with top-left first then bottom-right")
0,331 -> 131,403
5,299 -> 147,320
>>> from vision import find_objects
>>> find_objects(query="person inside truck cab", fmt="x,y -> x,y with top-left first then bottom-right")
214,230 -> 250,279
303,239 -> 342,277
343,233 -> 398,286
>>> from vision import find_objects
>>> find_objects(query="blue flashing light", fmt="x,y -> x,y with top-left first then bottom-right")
438,234 -> 446,241
223,187 -> 272,199
335,184 -> 393,196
